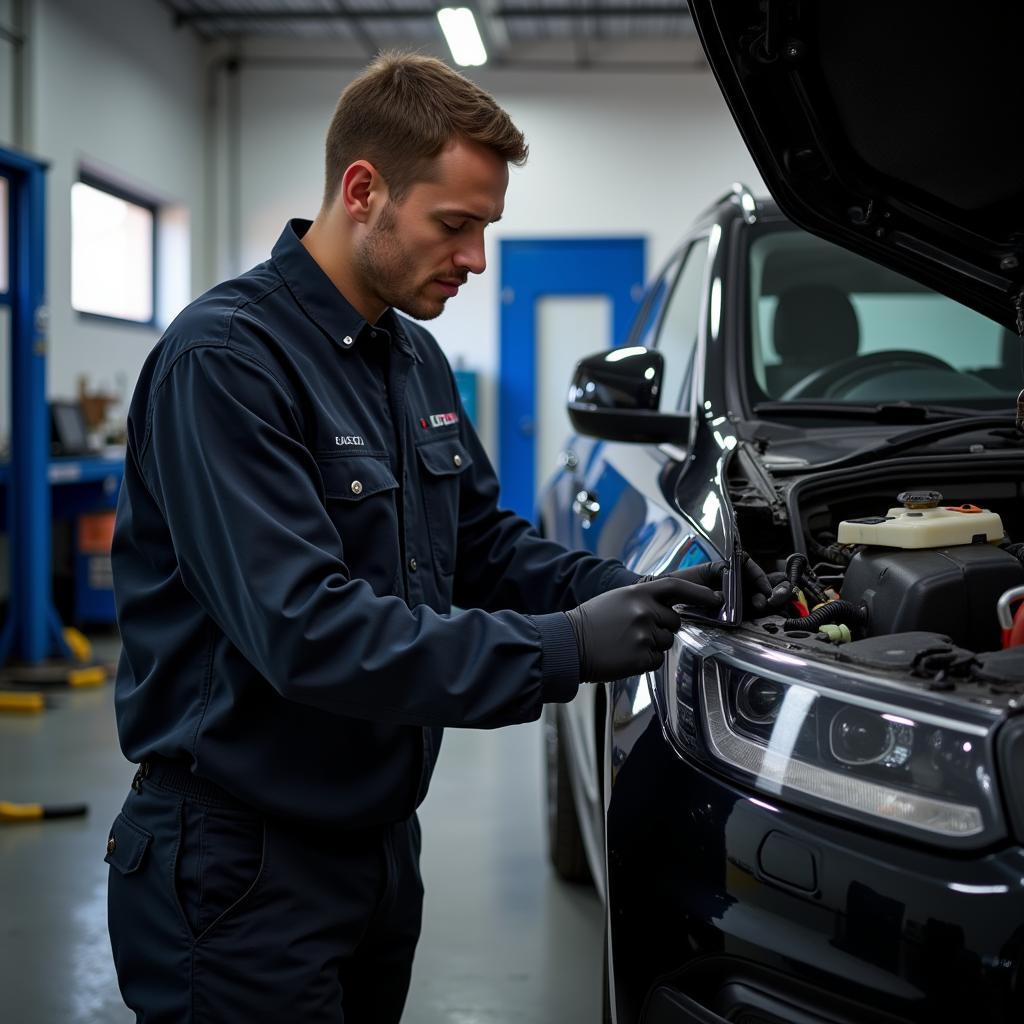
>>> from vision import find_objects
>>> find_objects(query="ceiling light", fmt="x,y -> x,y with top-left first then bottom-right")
437,7 -> 488,67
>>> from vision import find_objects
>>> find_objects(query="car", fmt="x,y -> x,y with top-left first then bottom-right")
538,5 -> 1024,1022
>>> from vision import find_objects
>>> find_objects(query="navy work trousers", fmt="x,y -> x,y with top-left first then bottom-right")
106,766 -> 424,1022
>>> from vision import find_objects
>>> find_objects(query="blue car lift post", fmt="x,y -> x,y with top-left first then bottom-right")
0,145 -> 84,681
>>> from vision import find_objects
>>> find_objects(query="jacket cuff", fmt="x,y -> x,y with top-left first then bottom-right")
599,562 -> 643,593
529,612 -> 580,704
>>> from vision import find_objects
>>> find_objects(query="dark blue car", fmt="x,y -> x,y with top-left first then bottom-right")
538,5 -> 1024,1021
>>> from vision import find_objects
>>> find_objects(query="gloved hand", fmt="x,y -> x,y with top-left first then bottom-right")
565,576 -> 723,683
636,560 -> 727,605
740,550 -> 792,615
640,555 -> 791,618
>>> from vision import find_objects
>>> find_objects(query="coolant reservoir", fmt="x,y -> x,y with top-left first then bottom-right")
837,490 -> 1004,549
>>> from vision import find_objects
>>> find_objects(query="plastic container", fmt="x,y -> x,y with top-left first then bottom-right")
837,504 -> 1004,549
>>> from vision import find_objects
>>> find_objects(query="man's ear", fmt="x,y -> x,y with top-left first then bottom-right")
340,160 -> 385,225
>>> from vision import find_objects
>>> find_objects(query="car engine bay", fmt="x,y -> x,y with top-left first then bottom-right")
731,458 -> 1024,692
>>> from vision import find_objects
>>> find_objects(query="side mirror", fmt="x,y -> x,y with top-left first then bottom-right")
567,346 -> 691,444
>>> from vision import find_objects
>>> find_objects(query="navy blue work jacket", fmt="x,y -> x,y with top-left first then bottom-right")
112,219 -> 638,829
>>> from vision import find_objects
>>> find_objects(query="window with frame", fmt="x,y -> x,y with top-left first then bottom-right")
655,237 -> 710,413
71,175 -> 156,324
747,227 -> 1017,405
627,252 -> 681,349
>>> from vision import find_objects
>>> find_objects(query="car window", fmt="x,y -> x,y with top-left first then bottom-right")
627,254 -> 681,349
656,237 -> 710,412
748,228 -> 1019,407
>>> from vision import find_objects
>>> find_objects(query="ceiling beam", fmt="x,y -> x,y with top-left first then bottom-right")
331,0 -> 378,55
496,5 -> 689,15
240,52 -> 705,73
476,0 -> 511,57
173,5 -> 692,26
175,8 -> 424,24
575,0 -> 591,67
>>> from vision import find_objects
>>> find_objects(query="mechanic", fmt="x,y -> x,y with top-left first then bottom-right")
106,51 -> 724,1023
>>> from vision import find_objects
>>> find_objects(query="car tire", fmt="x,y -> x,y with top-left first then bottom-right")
544,705 -> 592,883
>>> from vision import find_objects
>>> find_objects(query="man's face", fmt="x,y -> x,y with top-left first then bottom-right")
353,137 -> 508,321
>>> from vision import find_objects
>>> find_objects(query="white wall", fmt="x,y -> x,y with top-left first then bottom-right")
0,0 -> 21,445
228,59 -> 764,459
0,0 -> 206,440
0,0 -> 16,147
1,7 -> 764,463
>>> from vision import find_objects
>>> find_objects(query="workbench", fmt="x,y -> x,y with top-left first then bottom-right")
0,452 -> 124,625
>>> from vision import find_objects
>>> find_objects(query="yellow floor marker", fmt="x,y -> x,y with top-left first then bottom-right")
68,666 -> 108,688
0,801 -> 88,823
0,692 -> 46,714
62,628 -> 93,664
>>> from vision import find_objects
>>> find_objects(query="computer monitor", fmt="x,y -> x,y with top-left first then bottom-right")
49,400 -> 90,456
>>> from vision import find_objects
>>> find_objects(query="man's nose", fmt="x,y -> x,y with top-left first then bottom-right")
454,237 -> 486,276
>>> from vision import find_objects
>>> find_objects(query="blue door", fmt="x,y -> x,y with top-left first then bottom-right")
499,238 -> 645,519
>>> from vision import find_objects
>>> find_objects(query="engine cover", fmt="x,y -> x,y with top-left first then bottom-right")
841,544 -> 1024,651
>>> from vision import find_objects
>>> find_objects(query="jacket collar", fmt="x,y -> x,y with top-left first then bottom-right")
271,219 -> 420,362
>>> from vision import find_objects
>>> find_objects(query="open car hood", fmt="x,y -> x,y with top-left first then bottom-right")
688,0 -> 1024,336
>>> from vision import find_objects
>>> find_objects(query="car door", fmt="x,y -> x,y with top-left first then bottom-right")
555,238 -> 715,885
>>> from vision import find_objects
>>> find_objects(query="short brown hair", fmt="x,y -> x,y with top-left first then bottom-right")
322,51 -> 528,207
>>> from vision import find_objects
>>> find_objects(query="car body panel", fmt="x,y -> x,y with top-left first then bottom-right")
542,436 -> 718,900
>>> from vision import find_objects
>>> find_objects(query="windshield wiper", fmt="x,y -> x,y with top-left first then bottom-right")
752,400 -> 986,423
807,414 -> 1021,471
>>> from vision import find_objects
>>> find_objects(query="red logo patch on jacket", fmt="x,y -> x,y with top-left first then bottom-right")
421,411 -> 459,429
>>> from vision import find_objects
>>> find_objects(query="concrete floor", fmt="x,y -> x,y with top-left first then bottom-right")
0,639 -> 604,1023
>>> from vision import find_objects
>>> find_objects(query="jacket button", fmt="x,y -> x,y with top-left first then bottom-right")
408,557 -> 418,572
341,335 -> 354,347
351,480 -> 363,495
106,836 -> 116,855
453,454 -> 462,467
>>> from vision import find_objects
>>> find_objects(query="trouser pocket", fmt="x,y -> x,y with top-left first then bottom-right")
105,812 -> 153,875
174,799 -> 265,942
106,788 -> 194,1019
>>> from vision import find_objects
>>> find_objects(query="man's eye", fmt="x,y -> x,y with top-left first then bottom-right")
441,221 -> 463,234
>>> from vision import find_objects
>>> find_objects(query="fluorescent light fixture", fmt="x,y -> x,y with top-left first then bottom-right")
437,7 -> 487,67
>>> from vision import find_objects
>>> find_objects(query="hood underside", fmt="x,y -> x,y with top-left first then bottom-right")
688,0 -> 1024,335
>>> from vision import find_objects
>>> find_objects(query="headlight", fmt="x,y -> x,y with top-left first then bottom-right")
735,672 -> 785,726
828,705 -> 911,767
651,628 -> 1004,847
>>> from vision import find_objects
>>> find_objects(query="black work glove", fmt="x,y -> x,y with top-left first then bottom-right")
636,560 -> 727,605
641,555 -> 791,617
740,550 -> 792,615
565,576 -> 723,683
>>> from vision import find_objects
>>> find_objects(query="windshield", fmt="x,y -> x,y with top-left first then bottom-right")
747,226 -> 1022,410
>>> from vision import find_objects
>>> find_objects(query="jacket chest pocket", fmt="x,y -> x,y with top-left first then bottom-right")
316,455 -> 400,591
415,436 -> 472,577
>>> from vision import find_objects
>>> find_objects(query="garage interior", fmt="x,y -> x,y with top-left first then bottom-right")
0,2 -> 774,1022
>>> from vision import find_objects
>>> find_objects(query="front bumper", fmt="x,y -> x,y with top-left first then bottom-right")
606,714 -> 1024,1023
